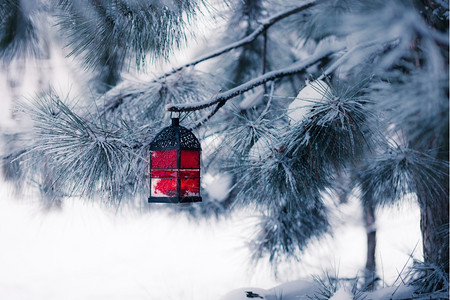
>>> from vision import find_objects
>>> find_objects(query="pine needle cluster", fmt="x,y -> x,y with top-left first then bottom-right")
0,0 -> 47,62
18,90 -> 150,204
56,0 -> 204,70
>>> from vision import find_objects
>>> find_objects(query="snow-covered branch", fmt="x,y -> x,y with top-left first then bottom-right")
167,45 -> 344,113
192,101 -> 226,130
158,0 -> 317,79
317,41 -> 379,80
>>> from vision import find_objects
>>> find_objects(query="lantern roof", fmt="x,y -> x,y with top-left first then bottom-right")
149,118 -> 201,151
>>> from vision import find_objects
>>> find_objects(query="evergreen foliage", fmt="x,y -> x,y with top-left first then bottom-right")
0,0 -> 448,294
56,0 -> 204,86
0,0 -> 46,62
409,261 -> 449,299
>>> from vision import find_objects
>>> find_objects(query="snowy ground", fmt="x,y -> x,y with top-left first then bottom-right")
221,280 -> 416,300
0,181 -> 422,300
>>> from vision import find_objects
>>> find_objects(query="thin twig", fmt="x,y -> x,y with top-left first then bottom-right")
391,241 -> 420,297
191,101 -> 226,130
259,80 -> 276,120
262,30 -> 268,93
191,80 -> 275,130
157,1 -> 318,80
317,41 -> 379,80
167,45 -> 344,113
1,149 -> 27,161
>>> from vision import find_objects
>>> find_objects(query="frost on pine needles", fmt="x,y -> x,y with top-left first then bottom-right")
18,90 -> 150,204
56,0 -> 204,70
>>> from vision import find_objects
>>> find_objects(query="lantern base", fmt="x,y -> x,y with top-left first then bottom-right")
148,196 -> 202,204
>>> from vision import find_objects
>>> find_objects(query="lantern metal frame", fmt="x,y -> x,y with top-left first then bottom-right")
148,118 -> 202,203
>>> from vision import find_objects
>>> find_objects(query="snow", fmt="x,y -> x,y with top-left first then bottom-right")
221,280 -> 318,300
362,285 -> 415,300
0,183 -> 422,299
288,80 -> 331,123
329,288 -> 353,300
239,87 -> 265,110
166,44 -> 345,112
0,186 -> 254,300
221,287 -> 268,300
268,280 -> 319,300
220,280 -> 415,299
203,173 -> 232,201
219,197 -> 422,300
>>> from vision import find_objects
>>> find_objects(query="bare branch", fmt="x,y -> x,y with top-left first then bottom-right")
192,101 -> 226,130
167,45 -> 345,113
158,1 -> 318,79
1,149 -> 27,162
191,78 -> 276,130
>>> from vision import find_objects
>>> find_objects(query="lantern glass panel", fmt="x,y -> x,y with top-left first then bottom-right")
151,170 -> 178,177
151,178 -> 177,197
180,150 -> 200,169
151,150 -> 177,169
180,178 -> 200,197
179,170 -> 199,178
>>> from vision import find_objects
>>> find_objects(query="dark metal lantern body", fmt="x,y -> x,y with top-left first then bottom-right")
148,118 -> 202,203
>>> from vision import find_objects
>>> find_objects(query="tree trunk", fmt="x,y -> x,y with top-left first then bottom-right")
415,128 -> 449,274
418,178 -> 449,273
363,202 -> 377,289
6,59 -> 25,120
335,171 -> 378,287
413,0 -> 449,274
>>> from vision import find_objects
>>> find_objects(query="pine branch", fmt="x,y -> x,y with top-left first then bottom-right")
191,79 -> 276,130
412,12 -> 449,46
317,41 -> 379,80
158,0 -> 318,79
167,44 -> 345,113
170,40 -> 397,126
192,101 -> 226,130
56,0 -> 203,71
0,0 -> 46,62
102,2 -> 319,114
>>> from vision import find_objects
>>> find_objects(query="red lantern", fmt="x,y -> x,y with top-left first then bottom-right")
148,118 -> 202,203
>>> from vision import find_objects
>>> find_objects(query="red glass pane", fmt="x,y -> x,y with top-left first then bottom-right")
151,170 -> 178,178
151,178 -> 177,197
180,178 -> 200,197
179,170 -> 200,178
151,150 -> 177,169
180,150 -> 200,169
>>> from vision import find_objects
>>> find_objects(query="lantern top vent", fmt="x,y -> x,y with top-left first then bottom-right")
149,118 -> 201,151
